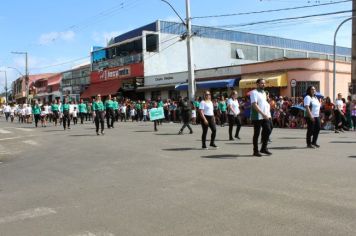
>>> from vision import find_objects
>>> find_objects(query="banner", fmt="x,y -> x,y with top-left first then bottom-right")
149,107 -> 165,121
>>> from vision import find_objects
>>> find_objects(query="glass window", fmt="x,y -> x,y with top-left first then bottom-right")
294,81 -> 320,97
308,52 -> 328,60
231,43 -> 258,60
285,50 -> 307,58
260,47 -> 284,61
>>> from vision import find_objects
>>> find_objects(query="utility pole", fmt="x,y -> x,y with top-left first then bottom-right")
11,51 -> 28,104
185,0 -> 195,101
0,70 -> 8,104
352,0 -> 356,98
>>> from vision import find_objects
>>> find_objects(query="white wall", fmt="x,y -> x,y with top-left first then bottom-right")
144,33 -> 251,77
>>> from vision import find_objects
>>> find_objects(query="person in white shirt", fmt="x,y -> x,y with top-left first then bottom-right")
199,91 -> 217,149
120,103 -> 127,122
4,104 -> 11,121
25,104 -> 32,123
72,107 -> 78,125
250,79 -> 272,157
304,86 -> 321,148
227,90 -> 242,141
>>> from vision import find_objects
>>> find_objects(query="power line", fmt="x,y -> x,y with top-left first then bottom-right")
214,10 -> 353,28
192,0 -> 351,19
30,56 -> 90,71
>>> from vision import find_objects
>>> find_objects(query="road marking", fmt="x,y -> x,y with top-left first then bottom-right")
0,135 -> 34,142
22,140 -> 39,146
0,129 -> 11,134
0,207 -> 56,224
69,232 -> 115,236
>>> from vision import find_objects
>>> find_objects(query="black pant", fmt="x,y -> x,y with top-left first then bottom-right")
79,112 -> 85,124
53,111 -> 59,125
95,111 -> 105,133
334,110 -> 346,130
228,114 -> 241,139
180,112 -> 192,133
34,114 -> 41,127
73,117 -> 78,125
306,117 -> 321,145
62,110 -> 70,129
114,110 -> 119,121
5,112 -> 10,121
201,115 -> 216,147
352,116 -> 356,129
106,108 -> 114,128
121,112 -> 126,122
252,119 -> 272,152
220,111 -> 227,125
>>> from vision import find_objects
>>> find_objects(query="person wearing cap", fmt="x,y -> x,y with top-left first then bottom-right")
61,97 -> 71,130
105,94 -> 115,128
250,79 -> 272,157
93,94 -> 105,135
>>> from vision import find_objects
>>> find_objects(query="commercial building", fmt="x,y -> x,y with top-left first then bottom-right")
60,64 -> 90,102
80,20 -> 351,101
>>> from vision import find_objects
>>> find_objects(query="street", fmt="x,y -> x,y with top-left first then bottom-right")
0,119 -> 356,236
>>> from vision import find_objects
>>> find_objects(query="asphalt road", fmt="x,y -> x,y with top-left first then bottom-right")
0,118 -> 355,236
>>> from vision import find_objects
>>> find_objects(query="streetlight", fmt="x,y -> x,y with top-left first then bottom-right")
160,0 -> 196,101
0,70 -> 8,104
11,51 -> 28,104
333,17 -> 354,101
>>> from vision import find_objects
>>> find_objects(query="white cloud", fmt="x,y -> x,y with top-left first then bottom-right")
39,30 -> 75,45
92,31 -> 122,46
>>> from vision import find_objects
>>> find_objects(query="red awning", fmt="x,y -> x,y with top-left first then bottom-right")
81,79 -> 122,99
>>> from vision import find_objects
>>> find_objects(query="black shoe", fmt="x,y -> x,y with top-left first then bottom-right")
209,144 -> 218,148
189,130 -> 193,134
253,152 -> 262,157
97,132 -> 100,135
235,135 -> 240,140
335,130 -> 339,133
307,144 -> 315,149
202,145 -> 208,150
229,137 -> 234,141
260,149 -> 272,155
312,143 -> 320,148
178,130 -> 183,135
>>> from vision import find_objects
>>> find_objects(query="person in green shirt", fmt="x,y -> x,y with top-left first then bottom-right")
51,100 -> 60,126
112,97 -> 119,122
93,94 -> 105,135
218,96 -> 227,127
105,94 -> 115,128
61,97 -> 71,130
32,100 -> 41,128
78,99 -> 87,124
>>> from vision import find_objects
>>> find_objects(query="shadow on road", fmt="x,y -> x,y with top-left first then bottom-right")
134,130 -> 154,133
268,146 -> 305,150
348,156 -> 356,158
162,147 -> 201,151
201,154 -> 243,159
68,134 -> 96,137
225,142 -> 251,145
42,130 -> 65,132
330,141 -> 356,144
277,137 -> 304,140
155,133 -> 179,136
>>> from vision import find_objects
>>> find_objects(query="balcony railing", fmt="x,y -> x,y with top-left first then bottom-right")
92,53 -> 143,71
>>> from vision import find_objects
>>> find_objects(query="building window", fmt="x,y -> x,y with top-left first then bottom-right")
294,81 -> 320,97
151,91 -> 161,101
146,34 -> 158,52
308,52 -> 328,60
260,47 -> 284,61
285,50 -> 307,58
231,43 -> 258,60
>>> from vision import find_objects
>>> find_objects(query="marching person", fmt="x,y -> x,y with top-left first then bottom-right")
178,97 -> 193,134
304,86 -> 321,148
112,97 -> 119,122
61,98 -> 71,130
78,99 -> 87,124
105,94 -> 115,128
250,79 -> 272,157
32,100 -> 41,128
51,100 -> 60,126
199,91 -> 217,149
93,94 -> 105,135
227,90 -> 242,141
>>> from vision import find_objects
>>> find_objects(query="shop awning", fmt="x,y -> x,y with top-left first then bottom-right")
239,74 -> 288,89
47,74 -> 62,86
175,78 -> 239,91
81,79 -> 122,99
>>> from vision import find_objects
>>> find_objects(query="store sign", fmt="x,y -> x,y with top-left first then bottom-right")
145,72 -> 187,86
99,67 -> 131,80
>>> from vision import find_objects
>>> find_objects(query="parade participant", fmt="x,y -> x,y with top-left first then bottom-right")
10,105 -> 15,123
218,96 -> 227,127
105,94 -> 115,128
334,93 -> 347,133
51,100 -> 60,126
112,97 -> 119,122
73,107 -> 78,125
151,102 -> 159,131
32,100 -> 41,128
93,94 -> 105,135
304,86 -> 321,148
351,99 -> 356,131
40,106 -> 47,127
78,99 -> 87,124
199,91 -> 217,149
250,79 -> 272,157
178,97 -> 193,134
120,102 -> 127,122
4,104 -> 11,121
227,90 -> 242,141
86,102 -> 92,121
61,98 -> 71,130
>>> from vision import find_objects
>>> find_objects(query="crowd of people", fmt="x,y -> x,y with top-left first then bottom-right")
1,84 -> 356,155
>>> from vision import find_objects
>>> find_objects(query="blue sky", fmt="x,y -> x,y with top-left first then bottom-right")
0,0 -> 353,90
